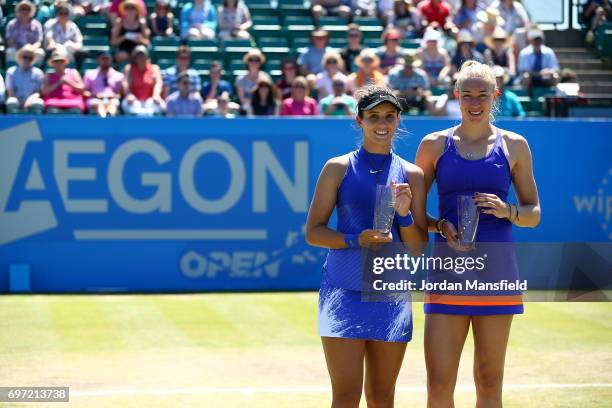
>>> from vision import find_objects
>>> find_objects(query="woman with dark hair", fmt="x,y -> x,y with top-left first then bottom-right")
275,59 -> 299,100
390,0 -> 422,39
150,0 -> 174,37
217,0 -> 252,40
306,84 -> 428,407
453,0 -> 482,32
248,79 -> 278,116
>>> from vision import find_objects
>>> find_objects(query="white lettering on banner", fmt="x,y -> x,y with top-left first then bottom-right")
0,121 -> 310,245
253,141 -> 309,212
0,122 -> 57,245
179,139 -> 246,214
54,140 -> 108,212
573,169 -> 612,240
179,250 -> 280,279
108,139 -> 172,213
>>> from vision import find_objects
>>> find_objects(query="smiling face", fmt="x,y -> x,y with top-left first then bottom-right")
358,102 -> 401,148
458,78 -> 495,123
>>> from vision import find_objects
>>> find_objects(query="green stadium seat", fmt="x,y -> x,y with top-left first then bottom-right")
363,38 -> 382,49
328,38 -> 347,49
322,25 -> 348,39
352,16 -> 382,27
156,58 -> 176,69
360,26 -> 384,40
400,39 -> 420,49
284,16 -> 313,26
186,39 -> 220,60
257,37 -> 289,48
152,37 -> 181,47
81,58 -> 99,71
252,15 -> 279,26
317,16 -> 348,27
82,36 -> 111,54
291,37 -> 311,49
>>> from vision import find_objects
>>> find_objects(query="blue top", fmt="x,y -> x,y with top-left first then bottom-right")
435,127 -> 513,243
323,147 -> 408,290
428,127 -> 523,315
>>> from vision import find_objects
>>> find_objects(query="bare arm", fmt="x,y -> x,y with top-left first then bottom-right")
507,133 -> 541,228
305,155 -> 395,248
305,156 -> 350,249
414,132 -> 447,232
110,20 -> 124,46
397,161 -> 429,255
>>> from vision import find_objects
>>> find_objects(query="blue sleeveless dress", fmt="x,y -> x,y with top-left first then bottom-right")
317,147 -> 413,342
425,127 -> 524,316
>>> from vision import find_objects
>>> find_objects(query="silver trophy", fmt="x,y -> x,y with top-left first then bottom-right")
457,195 -> 479,250
373,185 -> 396,234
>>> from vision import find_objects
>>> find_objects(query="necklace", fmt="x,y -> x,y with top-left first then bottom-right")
455,128 -> 494,160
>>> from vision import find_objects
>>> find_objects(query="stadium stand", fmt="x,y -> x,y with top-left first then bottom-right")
0,0 -> 611,117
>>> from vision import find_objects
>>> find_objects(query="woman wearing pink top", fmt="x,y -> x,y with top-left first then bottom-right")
281,76 -> 319,116
41,49 -> 86,113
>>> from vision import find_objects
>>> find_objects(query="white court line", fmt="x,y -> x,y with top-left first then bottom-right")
71,384 -> 612,397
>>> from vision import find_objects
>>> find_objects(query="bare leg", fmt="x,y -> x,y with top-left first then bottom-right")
425,314 -> 471,408
472,315 -> 513,408
364,339 -> 407,408
322,336 -> 366,408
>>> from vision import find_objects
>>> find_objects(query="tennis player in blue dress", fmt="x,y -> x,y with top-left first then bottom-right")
416,60 -> 541,407
306,85 -> 428,407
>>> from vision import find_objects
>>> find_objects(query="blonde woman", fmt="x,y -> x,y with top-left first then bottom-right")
416,60 -> 540,407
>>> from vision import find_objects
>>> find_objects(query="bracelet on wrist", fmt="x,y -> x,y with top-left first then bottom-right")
344,233 -> 360,248
396,212 -> 414,227
436,218 -> 448,238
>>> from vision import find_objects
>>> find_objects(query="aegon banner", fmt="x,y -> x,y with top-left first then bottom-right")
0,117 -> 610,292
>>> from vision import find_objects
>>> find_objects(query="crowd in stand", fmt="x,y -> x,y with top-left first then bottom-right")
0,0 -> 573,117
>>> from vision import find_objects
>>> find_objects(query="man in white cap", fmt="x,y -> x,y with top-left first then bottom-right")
517,27 -> 559,93
5,43 -> 45,113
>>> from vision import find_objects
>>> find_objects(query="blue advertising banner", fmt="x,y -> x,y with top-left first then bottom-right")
0,117 -> 610,292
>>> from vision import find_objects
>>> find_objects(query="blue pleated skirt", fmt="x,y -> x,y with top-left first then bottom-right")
317,272 -> 413,342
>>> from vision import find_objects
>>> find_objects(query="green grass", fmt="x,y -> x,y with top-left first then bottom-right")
0,294 -> 611,407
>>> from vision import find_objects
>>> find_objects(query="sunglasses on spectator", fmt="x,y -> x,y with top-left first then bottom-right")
180,81 -> 191,85
21,55 -> 34,61
18,7 -> 30,12
293,85 -> 305,89
361,58 -> 374,63
326,59 -> 338,64
248,58 -> 261,63
348,32 -> 360,38
58,11 -> 69,15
